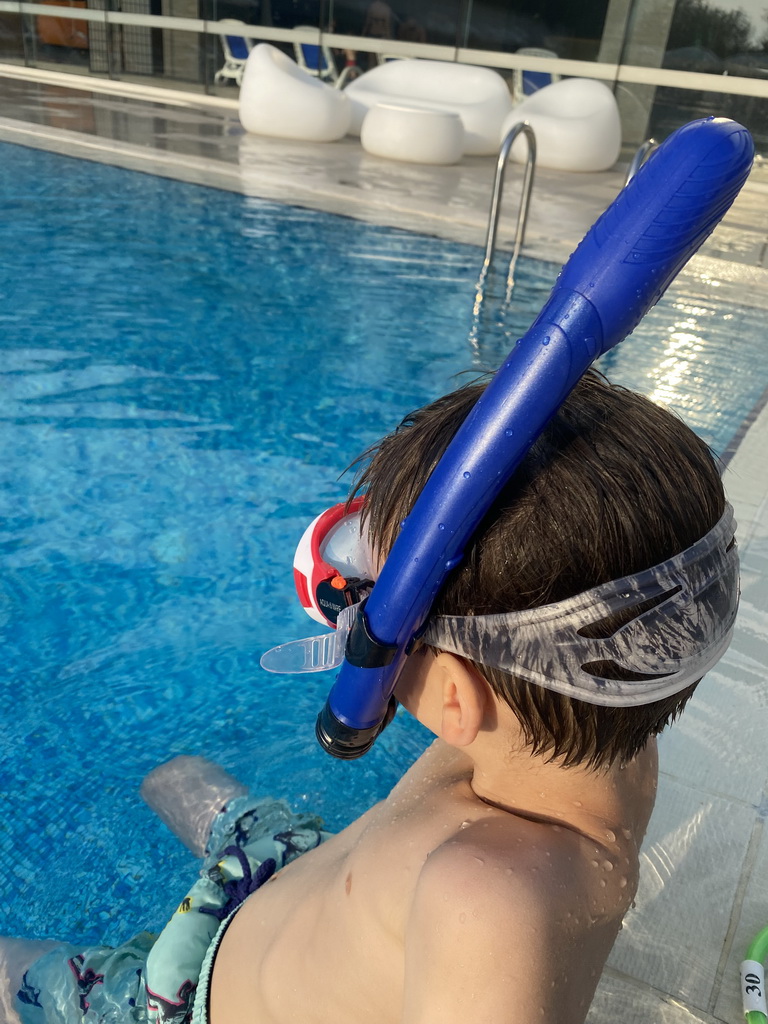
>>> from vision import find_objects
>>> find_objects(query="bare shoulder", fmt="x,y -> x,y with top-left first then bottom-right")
429,808 -> 633,886
413,817 -> 616,928
401,820 -> 631,1024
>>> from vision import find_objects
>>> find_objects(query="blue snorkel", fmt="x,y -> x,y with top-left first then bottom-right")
316,116 -> 754,759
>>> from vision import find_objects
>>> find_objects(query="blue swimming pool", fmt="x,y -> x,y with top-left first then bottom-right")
0,142 -> 764,947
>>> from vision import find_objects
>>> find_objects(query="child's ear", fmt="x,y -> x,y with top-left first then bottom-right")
434,653 -> 490,747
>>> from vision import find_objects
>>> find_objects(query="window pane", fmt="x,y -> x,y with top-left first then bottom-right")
665,0 -> 768,74
465,0 -> 610,60
34,1 -> 90,69
330,0 -> 462,57
649,82 -> 768,155
0,7 -> 25,65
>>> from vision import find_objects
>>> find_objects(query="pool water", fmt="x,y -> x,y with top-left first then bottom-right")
0,142 -> 763,946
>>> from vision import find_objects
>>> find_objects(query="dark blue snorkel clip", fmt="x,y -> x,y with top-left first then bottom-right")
315,598 -> 400,757
317,117 -> 754,760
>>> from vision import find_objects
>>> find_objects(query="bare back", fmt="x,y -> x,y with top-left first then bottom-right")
210,738 -> 657,1024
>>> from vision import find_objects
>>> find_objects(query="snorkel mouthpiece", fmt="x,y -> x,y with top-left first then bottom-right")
314,117 -> 753,758
316,693 -> 399,759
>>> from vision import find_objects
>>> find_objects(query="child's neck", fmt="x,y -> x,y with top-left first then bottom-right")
465,731 -> 658,846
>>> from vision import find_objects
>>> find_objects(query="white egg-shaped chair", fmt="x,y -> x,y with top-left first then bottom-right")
239,43 -> 351,143
345,59 -> 513,156
501,78 -> 621,172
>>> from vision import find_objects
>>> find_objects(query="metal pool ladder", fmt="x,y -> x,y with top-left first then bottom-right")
624,138 -> 658,185
476,120 -> 537,308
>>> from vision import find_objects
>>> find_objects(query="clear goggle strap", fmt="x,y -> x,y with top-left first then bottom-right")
425,504 -> 739,707
260,602 -> 360,674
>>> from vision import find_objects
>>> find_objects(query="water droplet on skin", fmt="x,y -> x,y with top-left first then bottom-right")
599,879 -> 607,888
590,859 -> 599,868
605,830 -> 616,843
505,867 -> 513,875
603,860 -> 614,871
574,800 -> 583,808
472,856 -> 484,866
460,820 -> 471,829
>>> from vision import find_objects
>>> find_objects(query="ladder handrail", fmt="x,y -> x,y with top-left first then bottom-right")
624,138 -> 658,186
476,121 -> 536,305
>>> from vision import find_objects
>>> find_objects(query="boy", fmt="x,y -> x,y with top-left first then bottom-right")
1,369 -> 738,1024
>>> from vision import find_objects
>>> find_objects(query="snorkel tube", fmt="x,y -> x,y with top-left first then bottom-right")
316,116 -> 754,759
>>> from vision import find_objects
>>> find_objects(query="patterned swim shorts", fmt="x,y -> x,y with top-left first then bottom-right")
16,794 -> 332,1024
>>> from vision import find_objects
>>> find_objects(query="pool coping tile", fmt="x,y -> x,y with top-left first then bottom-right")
606,774 -> 758,1011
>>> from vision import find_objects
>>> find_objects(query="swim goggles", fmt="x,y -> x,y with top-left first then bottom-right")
261,499 -> 739,707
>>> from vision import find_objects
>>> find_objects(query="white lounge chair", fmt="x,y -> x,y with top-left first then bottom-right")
292,26 -> 357,88
345,59 -> 513,156
239,43 -> 351,143
512,47 -> 561,103
293,26 -> 337,82
214,20 -> 253,87
502,78 -> 621,172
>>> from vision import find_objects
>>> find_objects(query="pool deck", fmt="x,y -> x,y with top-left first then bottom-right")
1,68 -> 767,1024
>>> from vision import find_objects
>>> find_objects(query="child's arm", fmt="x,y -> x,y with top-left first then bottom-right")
400,833 -> 598,1024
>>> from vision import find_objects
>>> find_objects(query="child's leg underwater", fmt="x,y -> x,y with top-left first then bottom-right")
140,757 -> 333,1024
0,939 -> 59,1024
6,757 -> 332,1024
140,756 -> 250,858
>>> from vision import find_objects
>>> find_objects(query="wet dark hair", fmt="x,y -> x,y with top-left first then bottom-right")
350,370 -> 725,770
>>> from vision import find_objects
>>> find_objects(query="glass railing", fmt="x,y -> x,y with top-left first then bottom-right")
0,0 -> 766,152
